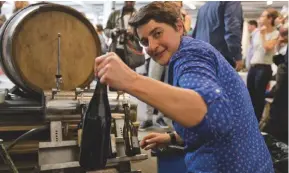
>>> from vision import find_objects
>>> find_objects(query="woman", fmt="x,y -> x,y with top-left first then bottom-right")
247,8 -> 279,122
95,2 -> 273,172
166,1 -> 191,34
14,1 -> 29,13
139,1 -> 192,131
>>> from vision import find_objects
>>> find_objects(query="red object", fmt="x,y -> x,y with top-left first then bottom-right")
266,83 -> 271,92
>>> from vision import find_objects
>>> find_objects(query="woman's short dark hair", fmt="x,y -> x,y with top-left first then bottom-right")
266,8 -> 280,26
129,2 -> 181,37
248,20 -> 258,28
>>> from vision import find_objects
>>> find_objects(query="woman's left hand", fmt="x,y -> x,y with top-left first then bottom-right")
94,52 -> 138,91
140,132 -> 171,150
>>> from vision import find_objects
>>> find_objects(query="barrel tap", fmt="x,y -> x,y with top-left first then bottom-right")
52,33 -> 63,99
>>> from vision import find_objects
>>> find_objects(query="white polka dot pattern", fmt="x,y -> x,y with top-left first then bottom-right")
168,37 -> 274,173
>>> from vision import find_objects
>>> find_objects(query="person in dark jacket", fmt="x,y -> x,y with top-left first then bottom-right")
104,1 -> 144,69
192,1 -> 244,71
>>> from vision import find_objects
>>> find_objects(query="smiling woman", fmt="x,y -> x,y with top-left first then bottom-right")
129,2 -> 184,65
136,20 -> 183,65
94,2 -> 274,173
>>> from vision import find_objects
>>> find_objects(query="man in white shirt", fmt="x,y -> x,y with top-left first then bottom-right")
246,20 -> 258,70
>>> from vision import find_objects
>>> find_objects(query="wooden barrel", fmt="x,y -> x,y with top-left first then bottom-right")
0,3 -> 101,96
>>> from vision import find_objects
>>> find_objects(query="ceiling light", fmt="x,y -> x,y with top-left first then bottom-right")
184,1 -> 196,10
267,1 -> 273,5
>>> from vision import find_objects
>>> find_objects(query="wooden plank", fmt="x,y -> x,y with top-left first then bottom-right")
0,125 -> 44,132
3,140 -> 39,154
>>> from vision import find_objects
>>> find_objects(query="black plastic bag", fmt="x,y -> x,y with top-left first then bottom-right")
79,82 -> 111,171
263,133 -> 288,173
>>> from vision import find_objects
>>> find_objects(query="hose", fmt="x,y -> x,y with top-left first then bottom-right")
6,125 -> 49,151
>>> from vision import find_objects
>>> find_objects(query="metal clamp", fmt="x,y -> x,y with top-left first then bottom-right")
75,88 -> 84,100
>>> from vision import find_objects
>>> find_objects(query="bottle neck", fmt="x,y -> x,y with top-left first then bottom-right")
92,81 -> 108,105
123,105 -> 130,123
95,81 -> 107,94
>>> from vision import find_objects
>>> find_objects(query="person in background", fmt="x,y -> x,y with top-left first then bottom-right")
275,6 -> 288,31
192,1 -> 244,71
94,2 -> 273,172
104,1 -> 142,68
139,57 -> 169,131
0,1 -> 5,14
169,1 -> 191,33
0,1 -> 29,21
104,1 -> 145,93
1,1 -> 14,20
13,1 -> 28,13
247,8 -> 279,122
0,14 -> 5,28
0,1 -> 6,28
246,20 -> 258,70
96,24 -> 109,54
274,9 -> 288,56
263,15 -> 288,144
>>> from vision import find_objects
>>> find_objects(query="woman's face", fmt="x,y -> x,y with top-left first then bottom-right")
137,20 -> 184,65
259,10 -> 271,27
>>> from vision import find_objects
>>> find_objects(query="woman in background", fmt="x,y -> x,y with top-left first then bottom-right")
247,8 -> 279,122
166,1 -> 191,34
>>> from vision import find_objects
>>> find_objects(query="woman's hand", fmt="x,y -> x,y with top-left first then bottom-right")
94,52 -> 139,91
260,26 -> 267,35
140,132 -> 171,150
235,60 -> 243,72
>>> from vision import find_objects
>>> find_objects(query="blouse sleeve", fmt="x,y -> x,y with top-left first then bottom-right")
175,52 -> 234,144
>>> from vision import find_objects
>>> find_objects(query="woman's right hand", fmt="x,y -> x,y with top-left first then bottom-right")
94,52 -> 138,92
140,132 -> 171,150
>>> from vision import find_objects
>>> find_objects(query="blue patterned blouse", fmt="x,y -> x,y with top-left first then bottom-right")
168,36 -> 273,173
